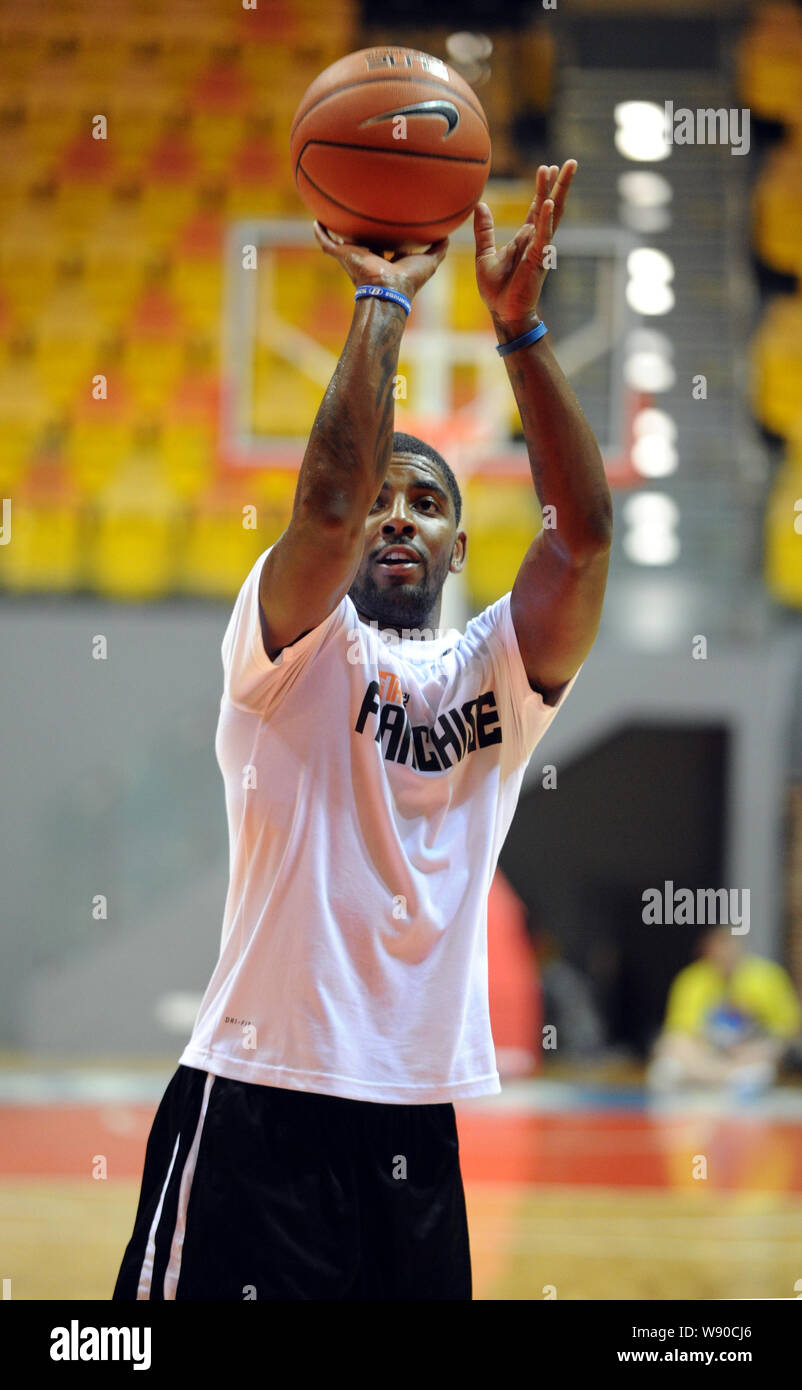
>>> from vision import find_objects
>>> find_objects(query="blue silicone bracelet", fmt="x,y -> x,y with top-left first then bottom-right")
496,320 -> 548,356
354,285 -> 412,316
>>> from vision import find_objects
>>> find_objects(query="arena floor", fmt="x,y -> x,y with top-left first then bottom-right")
2,1059 -> 801,1301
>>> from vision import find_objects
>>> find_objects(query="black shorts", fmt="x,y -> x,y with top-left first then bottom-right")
113,1064 -> 472,1301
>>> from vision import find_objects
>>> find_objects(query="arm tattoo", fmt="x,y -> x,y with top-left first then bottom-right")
296,302 -> 405,518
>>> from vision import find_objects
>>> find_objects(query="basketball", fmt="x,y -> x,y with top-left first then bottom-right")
290,47 -> 491,251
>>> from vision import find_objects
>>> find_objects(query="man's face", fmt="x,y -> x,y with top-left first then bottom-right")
704,926 -> 740,977
348,453 -> 466,633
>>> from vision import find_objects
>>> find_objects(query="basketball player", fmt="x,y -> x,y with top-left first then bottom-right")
114,160 -> 612,1301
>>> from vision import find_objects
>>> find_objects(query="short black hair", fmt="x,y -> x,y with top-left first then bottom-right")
392,431 -> 462,528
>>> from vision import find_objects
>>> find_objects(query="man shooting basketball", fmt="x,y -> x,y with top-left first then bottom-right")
114,160 -> 612,1301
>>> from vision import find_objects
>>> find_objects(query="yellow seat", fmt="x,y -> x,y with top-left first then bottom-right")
750,295 -> 802,436
752,137 -> 802,276
88,458 -> 183,599
1,134 -> 48,192
171,261 -> 223,327
252,469 -> 296,534
2,203 -> 65,258
226,183 -> 288,219
0,361 -> 49,428
54,184 -> 113,237
180,492 -> 263,597
192,113 -> 245,164
37,281 -> 105,334
0,261 -> 57,315
139,184 -> 198,236
124,339 -> 185,406
162,422 -> 215,503
0,492 -> 83,593
451,248 -> 492,332
0,423 -> 37,492
463,475 -> 540,608
90,509 -> 180,598
764,454 -> 802,607
82,205 -> 150,260
153,39 -> 210,85
65,419 -> 134,497
83,254 -> 142,321
251,348 -> 321,436
736,2 -> 802,125
36,340 -> 95,408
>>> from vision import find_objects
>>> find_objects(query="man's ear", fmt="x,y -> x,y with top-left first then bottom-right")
450,530 -> 467,574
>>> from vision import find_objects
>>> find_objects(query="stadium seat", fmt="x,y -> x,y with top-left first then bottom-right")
451,249 -> 492,332
0,256 -> 58,315
764,453 -> 802,608
0,464 -> 83,593
463,476 -> 541,608
251,348 -> 322,436
65,418 -> 135,496
37,342 -> 95,410
752,135 -> 802,277
736,1 -> 802,125
162,421 -> 216,502
179,475 -> 264,597
0,423 -> 38,492
124,341 -> 185,410
750,294 -> 802,436
192,113 -> 245,172
88,458 -> 183,599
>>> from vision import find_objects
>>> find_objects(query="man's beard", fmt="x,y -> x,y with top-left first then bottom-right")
348,553 -> 451,634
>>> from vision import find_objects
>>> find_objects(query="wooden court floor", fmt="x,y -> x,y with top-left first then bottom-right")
2,1074 -> 801,1301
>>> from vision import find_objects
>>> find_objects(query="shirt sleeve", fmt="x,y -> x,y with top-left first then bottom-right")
752,962 -> 802,1039
221,546 -> 351,711
462,591 -> 582,765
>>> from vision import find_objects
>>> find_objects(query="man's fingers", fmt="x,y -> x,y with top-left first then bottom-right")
313,221 -> 352,257
474,202 -> 496,259
525,166 -> 549,227
314,222 -> 372,255
553,159 -> 577,203
523,207 -> 551,262
550,159 -> 577,230
524,159 -> 577,234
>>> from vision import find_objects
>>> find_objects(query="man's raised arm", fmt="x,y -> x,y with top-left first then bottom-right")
474,161 -> 614,705
259,227 -> 448,660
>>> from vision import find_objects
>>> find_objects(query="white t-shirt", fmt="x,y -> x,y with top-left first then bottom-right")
179,545 -> 579,1103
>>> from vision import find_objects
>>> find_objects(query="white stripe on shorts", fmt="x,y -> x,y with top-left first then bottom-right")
162,1071 -> 215,1300
136,1132 -> 181,1301
135,1071 -> 215,1301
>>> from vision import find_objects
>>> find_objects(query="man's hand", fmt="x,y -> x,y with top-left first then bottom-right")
313,222 -> 449,302
474,159 -> 577,332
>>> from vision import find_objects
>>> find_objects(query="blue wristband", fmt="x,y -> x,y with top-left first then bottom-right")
354,284 -> 412,316
496,320 -> 548,356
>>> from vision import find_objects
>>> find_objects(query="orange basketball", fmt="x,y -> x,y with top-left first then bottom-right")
290,47 -> 491,251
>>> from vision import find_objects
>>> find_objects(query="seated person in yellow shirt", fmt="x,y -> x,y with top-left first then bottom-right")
647,924 -> 801,1094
